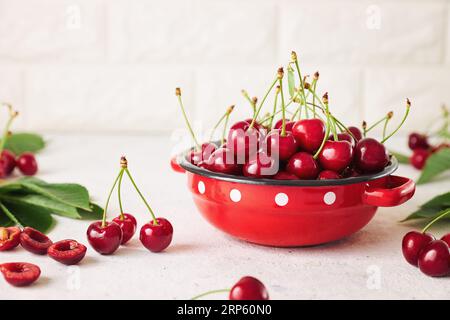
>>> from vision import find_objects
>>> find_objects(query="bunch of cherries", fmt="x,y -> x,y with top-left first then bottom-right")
192,276 -> 269,300
87,157 -> 173,255
0,226 -> 87,286
177,52 -> 409,180
402,210 -> 450,277
0,103 -> 38,178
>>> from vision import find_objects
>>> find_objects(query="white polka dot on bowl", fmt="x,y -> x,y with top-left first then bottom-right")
275,193 -> 289,206
197,181 -> 205,194
230,189 -> 242,202
324,191 -> 336,205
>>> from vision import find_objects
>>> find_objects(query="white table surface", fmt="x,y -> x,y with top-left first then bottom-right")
1,134 -> 449,300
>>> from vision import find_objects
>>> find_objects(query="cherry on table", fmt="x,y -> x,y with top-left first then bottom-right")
265,130 -> 297,161
402,231 -> 435,266
112,213 -> 137,244
318,140 -> 353,173
410,149 -> 430,170
318,170 -> 341,180
48,239 -> 87,265
286,152 -> 319,180
20,227 -> 53,255
0,226 -> 21,251
140,217 -> 173,253
229,276 -> 269,300
16,152 -> 38,176
87,221 -> 123,255
408,132 -> 430,150
0,262 -> 41,287
354,138 -> 389,173
292,119 -> 326,153
418,240 -> 450,277
243,152 -> 278,178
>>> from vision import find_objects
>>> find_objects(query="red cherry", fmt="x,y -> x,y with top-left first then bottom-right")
348,126 -> 363,141
318,170 -> 340,180
207,148 -> 241,175
292,119 -> 326,153
402,231 -> 435,266
408,133 -> 430,150
266,130 -> 297,161
318,140 -> 353,173
274,119 -> 295,132
243,152 -> 278,178
187,150 -> 202,165
112,213 -> 137,244
140,217 -> 173,253
354,138 -> 389,173
227,121 -> 260,161
0,227 -> 21,251
187,142 -> 217,165
47,239 -> 87,265
410,149 -> 430,170
0,150 -> 16,177
286,152 -> 319,179
229,276 -> 269,300
86,221 -> 123,255
441,233 -> 450,247
0,262 -> 41,287
19,227 -> 52,255
201,142 -> 217,160
418,240 -> 450,277
243,118 -> 264,132
273,171 -> 298,180
328,133 -> 353,144
16,152 -> 38,176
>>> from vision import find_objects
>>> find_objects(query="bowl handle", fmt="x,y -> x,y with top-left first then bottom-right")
170,156 -> 185,173
363,175 -> 415,207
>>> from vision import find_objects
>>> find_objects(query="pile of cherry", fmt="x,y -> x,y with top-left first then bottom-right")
408,132 -> 449,170
177,53 -> 410,180
0,226 -> 87,286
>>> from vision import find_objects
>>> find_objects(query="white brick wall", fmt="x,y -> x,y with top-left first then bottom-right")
0,0 -> 448,134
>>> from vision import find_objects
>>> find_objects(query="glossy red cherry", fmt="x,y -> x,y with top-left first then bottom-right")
292,119 -> 326,153
418,240 -> 450,277
274,119 -> 295,132
348,126 -> 363,141
207,148 -> 241,175
441,233 -> 450,247
408,132 -> 430,150
286,152 -> 319,179
227,121 -> 260,161
0,262 -> 41,287
87,221 -> 122,255
0,227 -> 21,251
318,170 -> 340,180
186,150 -> 202,165
266,130 -> 297,161
0,150 -> 16,177
47,239 -> 87,265
329,133 -> 353,145
112,213 -> 137,244
201,142 -> 217,161
16,152 -> 38,176
140,217 -> 173,253
354,138 -> 389,173
318,140 -> 353,173
410,149 -> 430,170
19,227 -> 52,255
402,231 -> 435,266
229,276 -> 269,300
243,152 -> 278,178
273,171 -> 298,180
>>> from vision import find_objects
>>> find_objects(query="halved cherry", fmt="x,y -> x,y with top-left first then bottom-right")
0,226 -> 21,251
0,262 -> 41,287
20,227 -> 52,255
47,239 -> 87,265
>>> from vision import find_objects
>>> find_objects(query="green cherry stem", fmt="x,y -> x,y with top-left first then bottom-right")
249,76 -> 278,129
382,111 -> 393,140
0,202 -> 23,228
381,99 -> 411,144
210,105 -> 234,142
124,167 -> 158,226
268,85 -> 280,129
102,166 -> 124,228
191,289 -> 231,300
0,103 -> 18,154
422,208 -> 450,233
221,106 -> 234,145
117,168 -> 125,220
241,90 -> 256,117
291,51 -> 307,117
176,88 -> 201,151
364,116 -> 388,134
278,74 -> 287,136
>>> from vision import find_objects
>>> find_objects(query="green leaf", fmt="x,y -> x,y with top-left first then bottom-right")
4,133 -> 45,155
287,66 -> 295,98
401,191 -> 450,222
0,209 -> 13,227
0,194 -> 81,219
390,150 -> 410,164
421,192 -> 450,209
417,148 -> 450,184
0,200 -> 54,233
77,203 -> 103,220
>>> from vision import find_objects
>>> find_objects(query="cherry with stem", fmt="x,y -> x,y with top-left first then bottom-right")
176,87 -> 201,151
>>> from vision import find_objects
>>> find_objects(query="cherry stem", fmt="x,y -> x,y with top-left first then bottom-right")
117,169 -> 125,220
101,168 -> 124,228
176,88 -> 201,151
421,208 -> 450,233
279,79 -> 287,136
124,168 -> 158,226
312,79 -> 318,117
365,116 -> 388,134
292,58 -> 307,118
210,106 -> 233,142
249,77 -> 278,129
314,112 -> 331,159
241,90 -> 256,117
0,103 -> 18,154
268,86 -> 280,129
222,112 -> 230,145
382,116 -> 391,140
191,289 -> 231,300
0,202 -> 23,228
381,100 -> 410,144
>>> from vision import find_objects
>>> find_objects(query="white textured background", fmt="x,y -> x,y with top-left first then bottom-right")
0,0 -> 449,135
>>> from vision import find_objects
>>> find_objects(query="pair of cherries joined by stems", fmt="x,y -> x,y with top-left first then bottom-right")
0,226 -> 87,286
0,103 -> 38,178
176,52 -> 409,180
402,210 -> 450,277
87,157 -> 173,255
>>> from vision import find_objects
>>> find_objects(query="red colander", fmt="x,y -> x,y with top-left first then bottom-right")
171,153 -> 415,247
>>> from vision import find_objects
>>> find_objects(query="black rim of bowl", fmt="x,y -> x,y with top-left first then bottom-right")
177,149 -> 398,187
